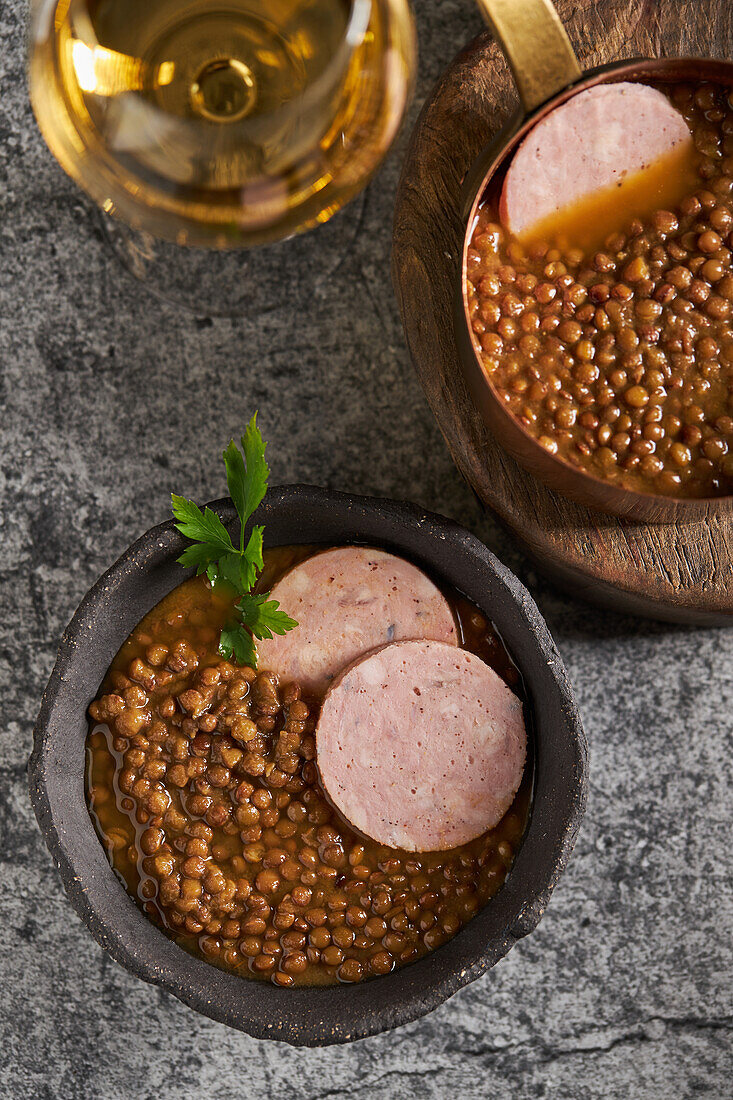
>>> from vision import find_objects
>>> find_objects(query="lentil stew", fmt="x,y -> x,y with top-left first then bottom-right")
466,80 -> 733,500
86,545 -> 532,988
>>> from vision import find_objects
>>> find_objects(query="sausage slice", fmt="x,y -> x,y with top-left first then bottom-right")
316,639 -> 527,851
500,82 -> 692,237
256,547 -> 456,695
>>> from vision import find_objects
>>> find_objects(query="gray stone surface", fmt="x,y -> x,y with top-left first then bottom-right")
1,1 -> 732,1096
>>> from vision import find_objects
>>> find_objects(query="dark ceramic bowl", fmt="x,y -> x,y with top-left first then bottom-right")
30,485 -> 587,1045
455,4 -> 733,522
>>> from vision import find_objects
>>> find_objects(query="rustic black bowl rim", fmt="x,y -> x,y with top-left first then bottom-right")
29,484 -> 587,1046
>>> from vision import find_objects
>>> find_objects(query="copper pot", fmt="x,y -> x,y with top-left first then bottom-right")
456,0 -> 733,523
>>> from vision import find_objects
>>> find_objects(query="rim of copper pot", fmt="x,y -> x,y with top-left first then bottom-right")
458,54 -> 733,525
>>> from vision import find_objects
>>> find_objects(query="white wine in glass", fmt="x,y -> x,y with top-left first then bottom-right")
29,0 -> 415,308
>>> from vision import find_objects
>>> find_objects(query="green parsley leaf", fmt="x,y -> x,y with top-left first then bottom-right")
222,440 -> 248,549
177,541 -> 223,572
216,553 -> 249,592
219,625 -> 257,667
241,525 -> 264,590
240,413 -> 269,526
173,415 -> 297,668
172,495 -> 235,556
237,591 -> 299,640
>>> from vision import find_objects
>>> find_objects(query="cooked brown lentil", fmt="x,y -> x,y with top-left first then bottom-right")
467,81 -> 733,499
86,546 -> 531,987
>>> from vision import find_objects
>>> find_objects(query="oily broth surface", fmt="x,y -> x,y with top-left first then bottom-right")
86,544 -> 532,986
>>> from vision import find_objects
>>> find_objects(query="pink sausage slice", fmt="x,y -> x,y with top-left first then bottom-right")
316,639 -> 527,851
256,548 -> 457,696
500,82 -> 692,237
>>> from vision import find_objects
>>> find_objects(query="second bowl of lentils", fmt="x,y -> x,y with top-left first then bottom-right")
458,58 -> 733,522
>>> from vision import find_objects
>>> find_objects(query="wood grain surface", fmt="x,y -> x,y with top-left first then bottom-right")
392,0 -> 733,623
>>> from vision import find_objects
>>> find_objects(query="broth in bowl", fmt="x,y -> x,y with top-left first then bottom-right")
86,544 -> 532,988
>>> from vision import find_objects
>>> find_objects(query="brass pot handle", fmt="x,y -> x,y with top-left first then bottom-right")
475,0 -> 581,112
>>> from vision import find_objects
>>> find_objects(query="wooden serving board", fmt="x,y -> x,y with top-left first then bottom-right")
392,0 -> 733,625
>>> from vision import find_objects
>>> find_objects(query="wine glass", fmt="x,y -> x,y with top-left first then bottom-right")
28,0 -> 416,313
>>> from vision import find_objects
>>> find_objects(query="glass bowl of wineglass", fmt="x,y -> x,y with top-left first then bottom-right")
29,0 -> 416,313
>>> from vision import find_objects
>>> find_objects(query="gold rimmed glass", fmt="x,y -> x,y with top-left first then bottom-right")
29,0 -> 416,311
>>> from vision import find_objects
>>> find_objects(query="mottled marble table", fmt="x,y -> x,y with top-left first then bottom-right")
1,0 -> 731,1095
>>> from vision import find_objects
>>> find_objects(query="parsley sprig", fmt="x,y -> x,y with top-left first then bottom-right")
171,413 -> 298,668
